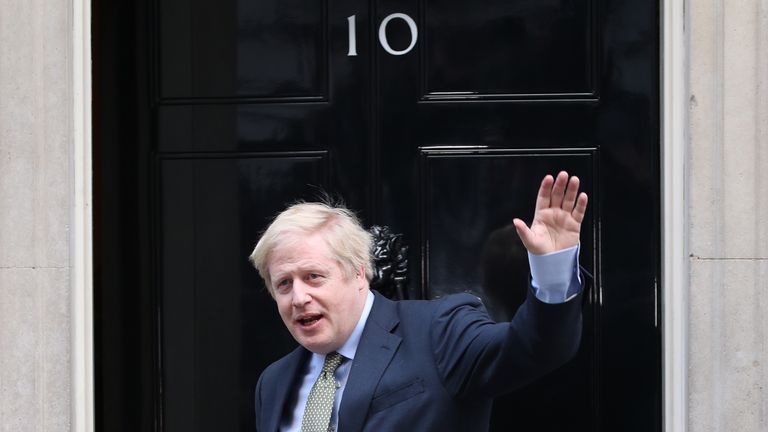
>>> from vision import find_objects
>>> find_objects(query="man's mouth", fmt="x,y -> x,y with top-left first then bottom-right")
296,314 -> 323,327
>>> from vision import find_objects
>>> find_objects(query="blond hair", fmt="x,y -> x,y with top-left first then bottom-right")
249,202 -> 374,295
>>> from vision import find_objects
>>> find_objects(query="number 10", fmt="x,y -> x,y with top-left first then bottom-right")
347,13 -> 419,57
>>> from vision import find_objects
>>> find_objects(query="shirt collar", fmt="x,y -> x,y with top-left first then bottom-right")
336,289 -> 375,360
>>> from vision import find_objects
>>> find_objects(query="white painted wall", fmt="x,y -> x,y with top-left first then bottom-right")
0,0 -> 74,430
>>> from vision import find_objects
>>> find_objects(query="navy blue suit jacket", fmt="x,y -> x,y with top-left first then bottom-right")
254,287 -> 582,432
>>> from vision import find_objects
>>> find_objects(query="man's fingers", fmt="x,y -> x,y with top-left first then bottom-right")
549,171 -> 568,209
534,175 -> 555,211
572,192 -> 588,224
562,175 -> 580,211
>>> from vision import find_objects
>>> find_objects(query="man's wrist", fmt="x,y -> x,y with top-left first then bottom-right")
528,243 -> 581,304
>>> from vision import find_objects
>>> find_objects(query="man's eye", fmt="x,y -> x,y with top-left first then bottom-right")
307,273 -> 325,281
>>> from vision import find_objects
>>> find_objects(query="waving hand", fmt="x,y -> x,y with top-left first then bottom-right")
512,171 -> 588,255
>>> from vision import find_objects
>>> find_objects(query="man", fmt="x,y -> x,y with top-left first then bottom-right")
250,171 -> 588,432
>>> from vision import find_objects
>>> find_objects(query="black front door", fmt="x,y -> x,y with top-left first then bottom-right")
94,0 -> 660,430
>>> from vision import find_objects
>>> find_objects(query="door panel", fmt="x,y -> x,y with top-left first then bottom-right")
423,0 -> 595,98
422,152 -> 597,431
422,151 -> 594,300
160,156 -> 329,430
159,0 -> 328,100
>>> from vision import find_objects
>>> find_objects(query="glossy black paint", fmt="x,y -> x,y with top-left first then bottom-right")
423,0 -> 595,98
93,0 -> 661,430
159,0 -> 328,100
159,155 -> 328,431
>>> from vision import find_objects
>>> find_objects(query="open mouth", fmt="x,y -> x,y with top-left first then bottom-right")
296,314 -> 323,328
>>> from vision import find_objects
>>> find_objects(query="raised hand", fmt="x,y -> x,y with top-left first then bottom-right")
512,171 -> 588,255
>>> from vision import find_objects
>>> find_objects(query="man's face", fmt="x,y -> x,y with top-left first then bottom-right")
268,232 -> 368,354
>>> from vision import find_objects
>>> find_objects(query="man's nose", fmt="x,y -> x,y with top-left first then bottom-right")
291,281 -> 311,307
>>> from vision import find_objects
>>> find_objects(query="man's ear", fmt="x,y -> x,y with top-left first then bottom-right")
355,265 -> 366,289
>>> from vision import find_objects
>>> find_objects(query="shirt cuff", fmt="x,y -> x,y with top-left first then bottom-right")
528,243 -> 582,304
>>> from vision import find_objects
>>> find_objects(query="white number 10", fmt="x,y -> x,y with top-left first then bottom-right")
347,13 -> 418,57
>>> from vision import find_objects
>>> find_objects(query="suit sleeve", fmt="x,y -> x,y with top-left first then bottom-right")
430,283 -> 582,399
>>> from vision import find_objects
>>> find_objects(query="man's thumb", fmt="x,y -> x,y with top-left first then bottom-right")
512,218 -> 533,248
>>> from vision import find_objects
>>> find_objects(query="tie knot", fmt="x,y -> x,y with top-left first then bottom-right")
322,352 -> 342,375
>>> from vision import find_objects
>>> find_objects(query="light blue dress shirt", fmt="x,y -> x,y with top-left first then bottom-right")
280,291 -> 375,432
279,244 -> 581,431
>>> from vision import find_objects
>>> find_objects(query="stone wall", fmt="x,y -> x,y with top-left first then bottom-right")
688,0 -> 768,430
0,0 -> 72,430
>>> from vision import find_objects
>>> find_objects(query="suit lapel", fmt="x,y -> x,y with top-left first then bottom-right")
265,347 -> 309,432
338,292 -> 402,432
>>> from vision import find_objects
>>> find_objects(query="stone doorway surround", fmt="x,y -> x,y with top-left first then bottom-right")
662,0 -> 687,431
72,0 -> 94,430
